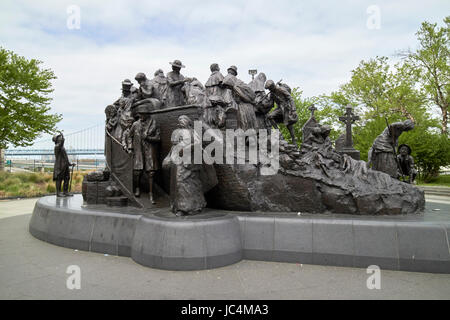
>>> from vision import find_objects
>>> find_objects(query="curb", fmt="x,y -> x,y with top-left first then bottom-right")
419,186 -> 450,197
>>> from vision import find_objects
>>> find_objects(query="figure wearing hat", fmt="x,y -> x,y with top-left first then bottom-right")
203,63 -> 227,128
151,69 -> 169,107
220,65 -> 238,111
166,59 -> 191,107
113,79 -> 137,142
52,132 -> 75,197
221,65 -> 257,131
125,103 -> 160,204
397,144 -> 417,184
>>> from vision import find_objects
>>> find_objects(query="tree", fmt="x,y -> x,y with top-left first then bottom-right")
400,127 -> 450,181
0,47 -> 61,170
401,17 -> 450,135
325,55 -> 450,178
279,88 -> 341,146
325,56 -> 430,159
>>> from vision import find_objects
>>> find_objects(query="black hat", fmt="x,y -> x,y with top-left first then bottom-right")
135,104 -> 153,114
134,73 -> 147,81
52,131 -> 63,143
169,60 -> 185,68
122,79 -> 133,90
227,65 -> 238,75
398,144 -> 412,155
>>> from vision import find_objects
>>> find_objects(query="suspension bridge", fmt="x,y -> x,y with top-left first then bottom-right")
5,123 -> 106,157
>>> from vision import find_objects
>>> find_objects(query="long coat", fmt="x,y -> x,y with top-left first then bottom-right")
223,74 -> 257,130
166,71 -> 186,107
127,117 -> 160,171
53,143 -> 70,181
163,130 -> 218,215
369,121 -> 412,177
268,85 -> 298,126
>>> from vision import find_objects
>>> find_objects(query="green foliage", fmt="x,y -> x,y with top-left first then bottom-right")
400,128 -> 450,181
0,47 -> 62,149
279,89 -> 342,146
46,183 -> 56,193
337,56 -> 428,122
417,174 -> 450,187
0,171 -> 88,198
402,17 -> 450,135
323,53 -> 450,178
280,17 -> 449,179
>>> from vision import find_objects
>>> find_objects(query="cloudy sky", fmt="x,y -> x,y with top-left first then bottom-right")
1,0 -> 449,145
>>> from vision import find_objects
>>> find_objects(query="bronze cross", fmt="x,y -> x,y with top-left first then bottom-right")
339,104 -> 359,148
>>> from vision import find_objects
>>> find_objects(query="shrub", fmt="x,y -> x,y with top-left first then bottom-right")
46,183 -> 56,193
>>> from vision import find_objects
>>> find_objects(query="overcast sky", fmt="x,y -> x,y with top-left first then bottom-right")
1,0 -> 449,144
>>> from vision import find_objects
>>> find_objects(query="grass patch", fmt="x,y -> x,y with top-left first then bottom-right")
416,174 -> 450,187
0,171 -> 90,198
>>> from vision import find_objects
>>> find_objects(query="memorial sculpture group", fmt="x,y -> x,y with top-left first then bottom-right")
79,59 -> 424,215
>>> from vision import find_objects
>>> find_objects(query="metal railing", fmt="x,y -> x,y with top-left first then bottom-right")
3,158 -> 106,172
5,149 -> 104,156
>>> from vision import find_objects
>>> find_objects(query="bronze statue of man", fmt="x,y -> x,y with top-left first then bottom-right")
265,80 -> 299,146
53,132 -> 75,197
249,72 -> 273,130
113,79 -> 136,141
205,63 -> 225,97
222,65 -> 257,131
125,103 -> 160,204
166,60 -> 190,107
151,69 -> 168,107
203,63 -> 227,128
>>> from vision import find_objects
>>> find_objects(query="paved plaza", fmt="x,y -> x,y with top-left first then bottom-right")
0,195 -> 449,300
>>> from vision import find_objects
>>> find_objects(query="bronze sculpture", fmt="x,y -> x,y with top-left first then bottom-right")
185,77 -> 207,105
265,80 -> 299,146
204,63 -> 226,128
249,72 -> 273,130
368,119 -> 415,178
53,132 -> 75,197
163,115 -> 217,216
205,63 -> 225,97
151,69 -> 168,107
337,104 -> 361,160
222,65 -> 257,131
134,72 -> 162,114
166,59 -> 190,107
113,79 -> 136,142
125,103 -> 160,203
105,104 -> 118,136
32,58 -> 433,278
397,144 -> 417,183
88,60 -> 424,216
